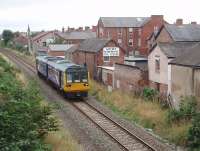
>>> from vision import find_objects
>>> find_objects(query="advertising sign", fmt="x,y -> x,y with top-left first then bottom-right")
103,47 -> 119,56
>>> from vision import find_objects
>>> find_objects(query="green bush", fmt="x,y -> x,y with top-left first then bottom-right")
0,56 -> 58,151
187,112 -> 200,149
167,96 -> 197,123
142,87 -> 158,100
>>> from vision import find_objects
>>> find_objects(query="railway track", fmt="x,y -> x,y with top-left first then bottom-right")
1,49 -> 172,151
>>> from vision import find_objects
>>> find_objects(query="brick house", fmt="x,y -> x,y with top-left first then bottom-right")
169,44 -> 200,108
47,44 -> 74,57
55,30 -> 96,45
148,42 -> 198,94
32,31 -> 56,52
97,15 -> 165,56
71,38 -> 125,78
13,34 -> 28,47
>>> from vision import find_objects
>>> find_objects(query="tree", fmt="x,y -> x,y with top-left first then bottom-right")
2,30 -> 14,45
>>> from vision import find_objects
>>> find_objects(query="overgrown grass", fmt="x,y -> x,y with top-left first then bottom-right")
89,80 -> 191,145
45,128 -> 83,151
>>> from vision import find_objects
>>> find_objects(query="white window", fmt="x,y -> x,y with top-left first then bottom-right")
155,56 -> 160,72
118,28 -> 122,38
138,28 -> 142,36
129,28 -> 133,33
116,80 -> 120,88
104,56 -> 110,62
118,39 -> 122,44
107,31 -> 110,38
138,38 -> 141,47
128,39 -> 133,46
100,27 -> 104,37
154,26 -> 158,33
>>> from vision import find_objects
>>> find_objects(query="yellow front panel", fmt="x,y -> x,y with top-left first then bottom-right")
64,83 -> 90,92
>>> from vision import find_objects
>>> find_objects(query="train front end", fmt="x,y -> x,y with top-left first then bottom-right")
63,66 -> 90,98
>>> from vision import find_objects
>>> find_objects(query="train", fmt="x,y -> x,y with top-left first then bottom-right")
36,55 -> 90,98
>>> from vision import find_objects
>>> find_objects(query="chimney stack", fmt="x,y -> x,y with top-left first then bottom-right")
92,26 -> 97,32
191,21 -> 197,25
151,15 -> 164,21
85,26 -> 90,31
62,27 -> 65,33
176,19 -> 183,26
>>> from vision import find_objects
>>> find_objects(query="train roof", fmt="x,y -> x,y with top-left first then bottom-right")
36,55 -> 83,71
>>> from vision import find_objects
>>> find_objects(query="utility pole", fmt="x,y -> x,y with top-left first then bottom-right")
27,25 -> 33,55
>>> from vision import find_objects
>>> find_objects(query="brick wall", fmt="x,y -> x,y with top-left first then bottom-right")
97,15 -> 165,56
149,80 -> 168,94
114,63 -> 148,92
48,51 -> 65,57
140,15 -> 165,55
73,40 -> 125,78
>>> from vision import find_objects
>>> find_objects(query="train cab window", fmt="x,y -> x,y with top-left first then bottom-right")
67,73 -> 72,83
73,72 -> 81,82
81,71 -> 88,82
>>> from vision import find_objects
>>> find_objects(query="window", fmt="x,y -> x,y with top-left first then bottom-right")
154,26 -> 158,33
107,31 -> 110,38
67,73 -> 72,83
128,39 -> 133,46
129,33 -> 133,39
138,28 -> 142,36
118,39 -> 122,44
138,38 -> 141,47
43,42 -> 46,46
100,28 -> 104,37
118,28 -> 122,38
155,56 -> 160,72
129,28 -> 133,33
104,56 -> 110,62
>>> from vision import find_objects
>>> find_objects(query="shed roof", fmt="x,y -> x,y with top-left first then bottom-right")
56,31 -> 96,40
170,43 -> 200,68
165,24 -> 200,42
48,44 -> 74,51
158,42 -> 198,58
100,17 -> 150,27
78,38 -> 111,53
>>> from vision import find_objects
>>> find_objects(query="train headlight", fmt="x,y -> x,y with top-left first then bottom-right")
83,83 -> 88,86
66,84 -> 71,87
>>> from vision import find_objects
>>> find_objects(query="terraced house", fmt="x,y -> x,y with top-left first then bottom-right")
148,21 -> 200,107
97,15 -> 165,56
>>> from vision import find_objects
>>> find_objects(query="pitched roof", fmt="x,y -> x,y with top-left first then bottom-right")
32,31 -> 53,41
56,31 -> 96,40
100,17 -> 150,27
170,43 -> 200,68
158,42 -> 198,58
48,44 -> 74,51
78,38 -> 111,53
165,24 -> 200,42
66,44 -> 79,53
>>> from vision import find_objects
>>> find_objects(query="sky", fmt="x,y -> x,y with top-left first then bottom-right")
0,0 -> 199,33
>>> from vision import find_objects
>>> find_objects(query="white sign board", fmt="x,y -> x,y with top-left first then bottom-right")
103,47 -> 119,56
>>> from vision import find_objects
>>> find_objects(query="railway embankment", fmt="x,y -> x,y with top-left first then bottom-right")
0,54 -> 83,151
89,80 -> 200,150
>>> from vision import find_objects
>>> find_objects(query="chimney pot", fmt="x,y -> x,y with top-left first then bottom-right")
191,21 -> 197,25
176,18 -> 183,26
